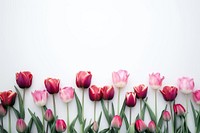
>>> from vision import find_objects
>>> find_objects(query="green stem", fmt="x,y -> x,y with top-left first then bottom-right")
23,89 -> 26,105
67,103 -> 70,133
167,121 -> 169,133
46,123 -> 48,133
140,98 -> 142,118
129,107 -> 132,124
81,89 -> 85,133
155,90 -> 157,123
1,118 -> 3,133
169,102 -> 174,133
107,100 -> 109,115
117,89 -> 121,115
186,94 -> 188,133
94,101 -> 96,121
52,94 -> 56,117
8,107 -> 11,133
41,107 -> 45,132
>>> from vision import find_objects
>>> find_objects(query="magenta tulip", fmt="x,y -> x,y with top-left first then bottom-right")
149,73 -> 164,90
44,78 -> 60,94
59,87 -> 74,103
16,71 -> 33,89
44,109 -> 54,122
160,86 -> 178,101
55,119 -> 67,132
16,119 -> 27,133
177,77 -> 194,94
135,119 -> 147,133
174,104 -> 186,116
112,69 -> 129,89
31,90 -> 48,107
148,120 -> 156,133
111,115 -> 122,129
101,85 -> 114,100
0,104 -> 6,117
162,111 -> 171,121
0,90 -> 17,107
125,92 -> 137,107
89,85 -> 102,101
134,84 -> 148,99
193,90 -> 200,105
76,71 -> 92,89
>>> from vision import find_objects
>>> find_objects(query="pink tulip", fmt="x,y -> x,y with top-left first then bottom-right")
93,121 -> 99,132
101,85 -> 114,100
177,77 -> 194,94
16,119 -> 27,133
55,119 -> 67,132
31,90 -> 48,107
0,90 -> 17,107
160,86 -> 178,101
76,71 -> 92,89
89,85 -> 102,101
44,78 -> 60,94
0,104 -> 6,117
173,104 -> 186,116
111,115 -> 122,129
193,90 -> 200,105
44,109 -> 54,122
135,119 -> 147,132
112,69 -> 129,89
59,87 -> 74,103
16,71 -> 33,89
149,73 -> 164,90
162,111 -> 171,121
125,92 -> 137,107
148,120 -> 156,133
134,84 -> 148,99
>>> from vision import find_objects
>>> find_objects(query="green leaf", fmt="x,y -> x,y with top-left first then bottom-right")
158,105 -> 167,128
120,99 -> 126,118
84,122 -> 93,133
144,101 -> 156,123
12,106 -> 20,119
28,109 -> 43,132
123,113 -> 129,130
43,106 -> 47,111
0,125 -> 8,133
50,119 -> 56,133
101,100 -> 111,125
69,115 -> 78,132
99,128 -> 110,133
127,125 -> 135,133
14,86 -> 25,119
26,117 -> 33,133
190,100 -> 197,126
97,112 -> 102,132
140,100 -> 146,120
75,92 -> 83,124
111,102 -> 115,117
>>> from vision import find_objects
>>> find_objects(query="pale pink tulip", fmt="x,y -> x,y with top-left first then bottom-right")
59,87 -> 74,103
177,77 -> 194,94
31,90 -> 48,107
111,115 -> 122,129
149,73 -> 164,90
112,69 -> 129,89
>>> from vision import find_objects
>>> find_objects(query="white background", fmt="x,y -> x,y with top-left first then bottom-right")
0,0 -> 200,132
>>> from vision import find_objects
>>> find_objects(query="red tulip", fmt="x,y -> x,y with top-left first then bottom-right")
134,84 -> 148,99
0,90 -> 17,107
112,69 -> 129,89
173,104 -> 186,116
149,73 -> 164,90
44,109 -> 54,122
160,86 -> 178,101
89,85 -> 102,101
0,104 -> 6,117
111,115 -> 122,129
55,119 -> 67,132
44,78 -> 60,94
125,92 -> 137,107
101,85 -> 114,100
16,119 -> 27,133
193,90 -> 200,105
135,119 -> 147,133
162,111 -> 171,121
76,71 -> 92,89
16,71 -> 33,89
148,120 -> 156,133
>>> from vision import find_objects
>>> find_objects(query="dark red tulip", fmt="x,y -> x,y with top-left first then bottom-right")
160,86 -> 178,101
101,85 -> 114,100
134,84 -> 148,99
76,71 -> 92,89
135,119 -> 147,133
89,85 -> 102,101
0,90 -> 17,107
44,78 -> 60,94
125,92 -> 137,107
16,71 -> 33,89
173,104 -> 186,116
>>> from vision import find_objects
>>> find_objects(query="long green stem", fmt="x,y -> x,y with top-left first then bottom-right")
185,94 -> 188,133
41,107 -> 45,132
23,89 -> 26,105
8,107 -> 11,133
107,100 -> 109,114
169,102 -> 174,133
167,121 -> 169,133
67,103 -> 70,133
117,89 -> 121,115
140,98 -> 142,118
94,101 -> 96,121
1,118 -> 3,133
155,90 -> 157,123
129,107 -> 132,124
81,89 -> 85,133
52,94 -> 56,117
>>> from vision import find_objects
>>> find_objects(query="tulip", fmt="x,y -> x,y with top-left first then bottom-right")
31,90 -> 48,107
125,92 -> 137,107
162,111 -> 171,121
148,120 -> 156,133
76,71 -> 92,89
0,104 -> 6,117
16,71 -> 33,89
112,69 -> 129,89
59,87 -> 74,103
101,85 -> 114,100
16,119 -> 27,133
149,73 -> 164,90
134,84 -> 148,99
56,119 -> 67,132
111,115 -> 122,129
160,86 -> 178,101
89,85 -> 102,101
93,121 -> 99,132
193,90 -> 200,105
44,109 -> 54,122
177,77 -> 194,94
173,104 -> 186,116
44,78 -> 60,94
135,119 -> 147,133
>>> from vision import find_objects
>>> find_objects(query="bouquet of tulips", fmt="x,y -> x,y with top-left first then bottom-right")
0,70 -> 200,133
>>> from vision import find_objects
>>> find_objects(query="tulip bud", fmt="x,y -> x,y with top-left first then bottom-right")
0,104 -> 6,117
93,121 -> 99,132
134,84 -> 148,99
173,104 -> 186,116
56,119 -> 67,132
111,115 -> 122,129
125,92 -> 137,107
16,119 -> 27,133
135,119 -> 147,133
149,73 -> 164,90
162,111 -> 171,121
148,121 -> 156,133
112,70 -> 129,89
44,109 -> 54,122
193,90 -> 200,105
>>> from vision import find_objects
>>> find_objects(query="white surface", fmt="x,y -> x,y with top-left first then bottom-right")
0,0 -> 200,132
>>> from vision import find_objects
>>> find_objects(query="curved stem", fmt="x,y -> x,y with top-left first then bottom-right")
169,102 -> 174,133
155,90 -> 157,122
129,107 -> 132,124
185,94 -> 188,133
94,101 -> 96,121
117,89 -> 121,115
8,107 -> 11,133
67,103 -> 70,133
41,107 -> 45,132
140,98 -> 142,118
52,94 -> 56,117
